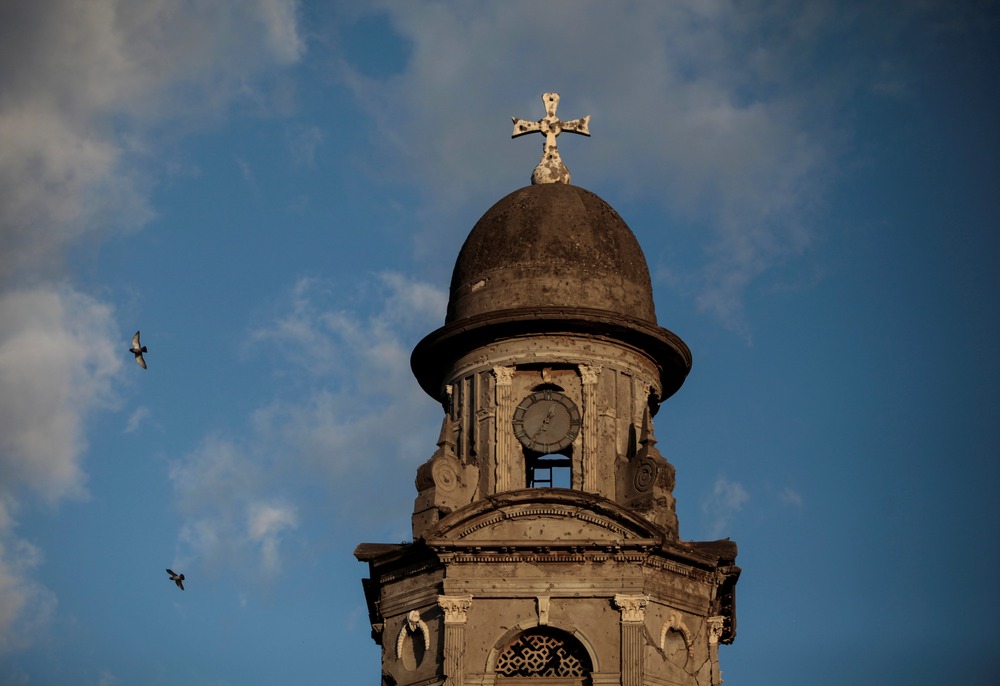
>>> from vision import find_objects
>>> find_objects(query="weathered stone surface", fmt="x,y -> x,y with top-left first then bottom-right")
359,97 -> 737,685
448,184 -> 656,324
511,92 -> 590,185
357,491 -> 739,686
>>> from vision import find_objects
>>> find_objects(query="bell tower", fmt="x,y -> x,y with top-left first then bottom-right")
357,94 -> 739,686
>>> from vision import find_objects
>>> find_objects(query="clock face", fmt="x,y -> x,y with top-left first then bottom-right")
512,390 -> 581,453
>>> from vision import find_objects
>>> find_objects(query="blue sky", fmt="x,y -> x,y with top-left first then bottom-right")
1,1 -> 998,684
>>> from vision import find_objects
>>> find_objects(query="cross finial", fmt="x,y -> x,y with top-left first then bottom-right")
512,93 -> 591,185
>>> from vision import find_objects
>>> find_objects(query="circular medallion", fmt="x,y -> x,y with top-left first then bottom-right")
512,390 -> 581,453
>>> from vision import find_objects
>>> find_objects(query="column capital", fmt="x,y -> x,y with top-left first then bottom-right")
579,364 -> 602,385
707,615 -> 726,645
438,594 -> 474,624
613,594 -> 650,623
492,365 -> 514,386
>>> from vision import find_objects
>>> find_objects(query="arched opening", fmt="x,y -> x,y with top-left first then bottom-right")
495,626 -> 593,685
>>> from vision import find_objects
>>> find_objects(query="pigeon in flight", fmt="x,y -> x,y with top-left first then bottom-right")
166,569 -> 185,590
130,331 -> 148,369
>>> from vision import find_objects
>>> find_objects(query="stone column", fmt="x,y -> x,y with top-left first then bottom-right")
492,366 -> 515,492
579,364 -> 601,492
438,595 -> 473,686
614,594 -> 649,686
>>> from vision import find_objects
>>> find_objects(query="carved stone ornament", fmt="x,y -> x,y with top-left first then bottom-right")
396,610 -> 431,661
431,456 -> 462,493
707,615 -> 726,645
536,596 -> 551,626
492,365 -> 514,386
438,594 -> 473,624
659,611 -> 694,659
512,93 -> 591,185
578,364 -> 602,386
613,594 -> 650,623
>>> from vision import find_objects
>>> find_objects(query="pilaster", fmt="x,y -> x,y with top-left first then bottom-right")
492,366 -> 515,493
614,594 -> 649,686
439,595 -> 474,686
579,364 -> 601,492
707,615 -> 726,686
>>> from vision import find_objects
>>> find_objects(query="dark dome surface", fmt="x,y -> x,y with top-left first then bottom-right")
448,184 -> 658,324
412,183 -> 690,405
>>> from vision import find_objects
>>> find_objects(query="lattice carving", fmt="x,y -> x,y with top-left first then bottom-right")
496,628 -> 591,678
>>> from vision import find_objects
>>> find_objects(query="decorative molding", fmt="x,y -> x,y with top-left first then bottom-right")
396,610 -> 431,662
438,594 -> 474,624
455,506 -> 630,539
613,594 -> 650,623
536,596 -> 550,626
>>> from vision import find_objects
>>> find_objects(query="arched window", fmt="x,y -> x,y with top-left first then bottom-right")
496,627 -> 592,684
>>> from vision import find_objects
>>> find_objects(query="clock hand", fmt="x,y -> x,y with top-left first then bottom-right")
529,405 -> 557,441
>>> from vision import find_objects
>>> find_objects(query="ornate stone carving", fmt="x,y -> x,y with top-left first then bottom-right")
659,610 -> 694,660
615,594 -> 649,686
618,407 -> 679,537
439,596 -> 472,686
496,628 -> 590,678
492,365 -> 514,387
613,594 -> 650,623
438,595 -> 473,624
512,93 -> 591,185
413,414 -> 477,537
578,364 -> 602,386
707,615 -> 726,645
396,610 -> 431,663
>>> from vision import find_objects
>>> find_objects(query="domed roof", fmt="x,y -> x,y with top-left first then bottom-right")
412,184 -> 690,405
447,184 -> 657,324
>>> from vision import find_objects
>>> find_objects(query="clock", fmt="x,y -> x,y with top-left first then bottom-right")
512,390 -> 581,453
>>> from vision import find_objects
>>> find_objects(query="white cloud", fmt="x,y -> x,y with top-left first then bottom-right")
0,0 -> 306,284
248,503 -> 298,575
170,436 -> 301,580
0,287 -> 121,504
124,406 -> 150,434
0,528 -> 57,653
0,1 -> 305,648
287,125 -> 326,168
701,476 -> 749,538
337,1 -> 834,330
779,487 -> 804,508
172,273 -> 446,579
254,0 -> 305,64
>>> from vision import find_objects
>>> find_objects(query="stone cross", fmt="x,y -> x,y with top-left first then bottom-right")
512,92 -> 591,185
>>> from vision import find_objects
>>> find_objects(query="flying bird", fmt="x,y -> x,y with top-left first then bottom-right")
130,331 -> 148,369
166,568 -> 185,591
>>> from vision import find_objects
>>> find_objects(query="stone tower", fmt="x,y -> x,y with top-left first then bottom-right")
357,94 -> 739,686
